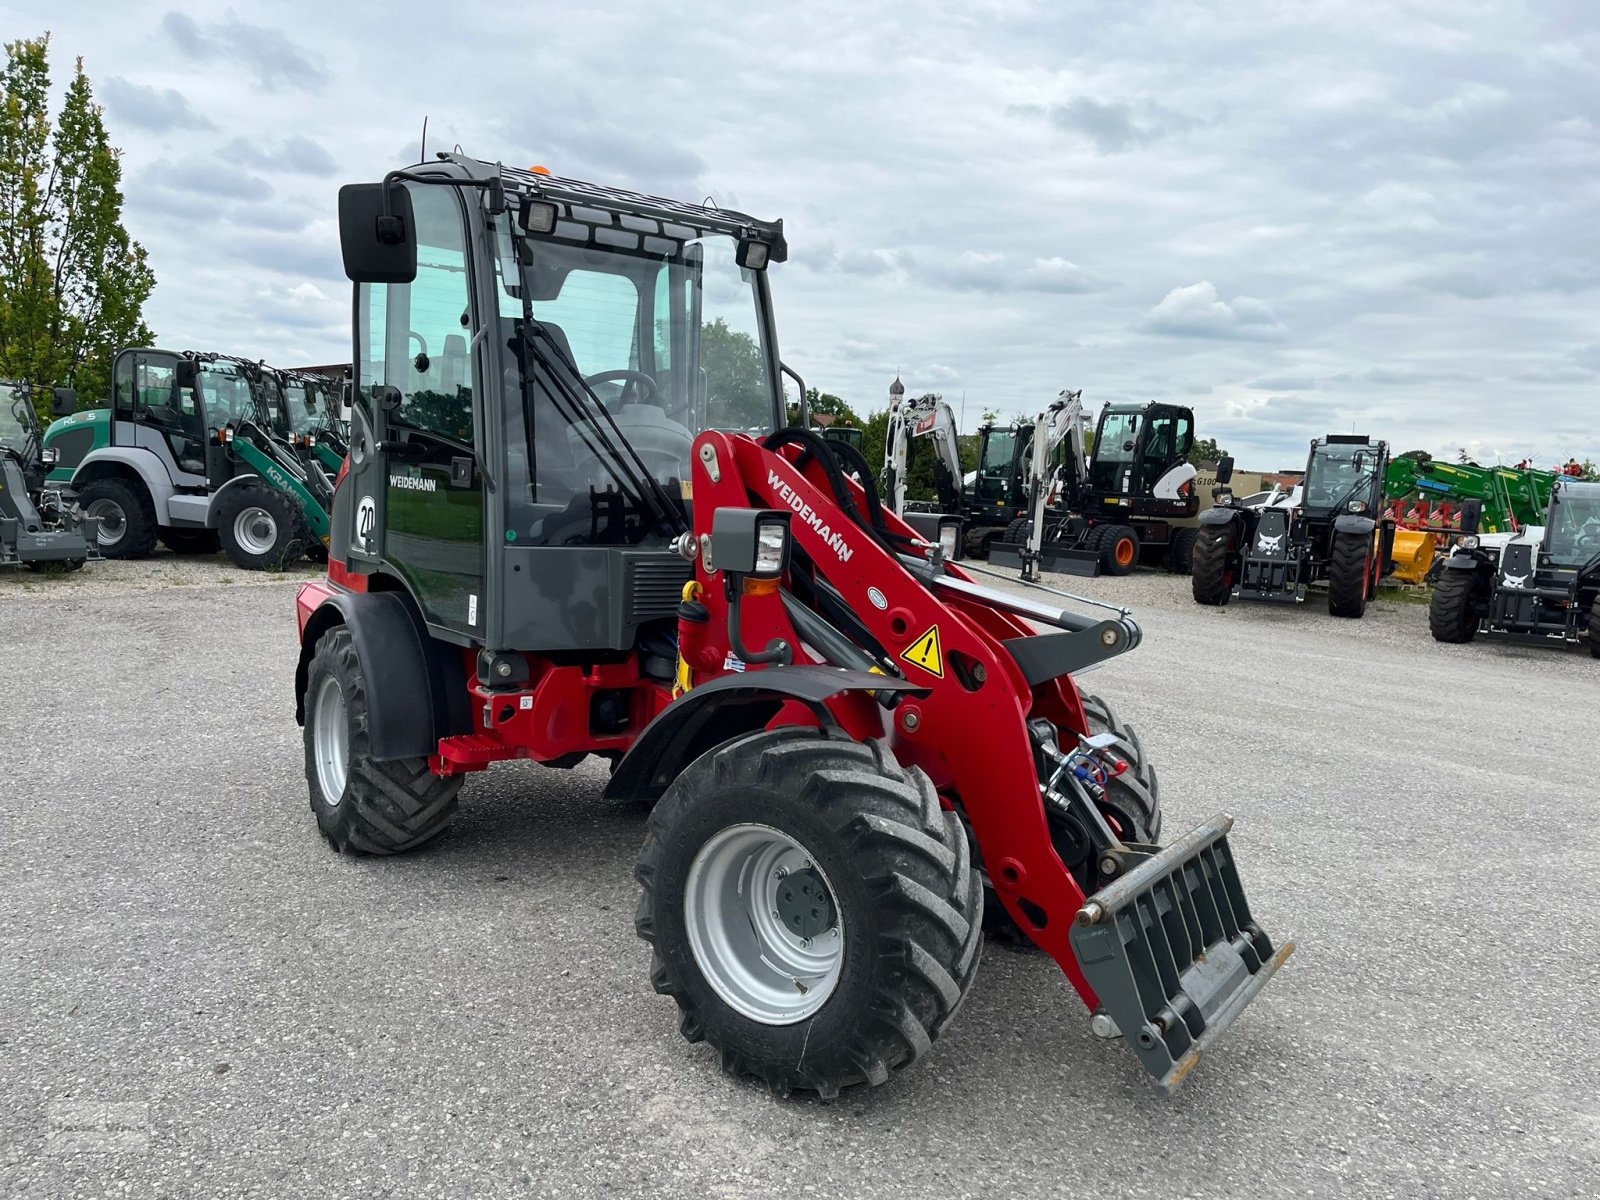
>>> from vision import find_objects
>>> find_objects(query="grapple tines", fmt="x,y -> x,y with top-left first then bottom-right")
1070,814 -> 1294,1095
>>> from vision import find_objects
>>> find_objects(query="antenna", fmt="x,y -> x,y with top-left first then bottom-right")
419,116 -> 428,163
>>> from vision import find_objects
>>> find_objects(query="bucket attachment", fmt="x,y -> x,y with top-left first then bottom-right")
1070,813 -> 1294,1095
1389,528 -> 1434,584
988,539 -> 1101,576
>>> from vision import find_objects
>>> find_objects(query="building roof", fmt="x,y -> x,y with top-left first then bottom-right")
889,376 -> 905,395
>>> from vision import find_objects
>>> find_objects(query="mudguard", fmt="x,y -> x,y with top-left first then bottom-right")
1198,507 -> 1238,528
70,449 -> 180,517
603,667 -> 924,802
294,589 -> 471,760
1441,550 -> 1487,572
1333,513 -> 1377,536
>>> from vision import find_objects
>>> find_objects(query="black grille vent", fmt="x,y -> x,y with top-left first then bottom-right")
629,557 -> 692,621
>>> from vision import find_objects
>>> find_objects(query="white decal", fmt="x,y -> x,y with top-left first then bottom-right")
389,473 -> 437,492
868,586 -> 888,610
765,469 -> 855,563
355,494 -> 376,550
722,651 -> 747,673
1502,573 -> 1527,589
468,593 -> 479,625
1256,532 -> 1283,553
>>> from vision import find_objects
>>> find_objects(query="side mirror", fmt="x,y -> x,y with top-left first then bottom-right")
175,360 -> 199,388
1215,455 -> 1235,484
50,387 -> 77,417
1460,499 -> 1482,536
339,182 -> 417,284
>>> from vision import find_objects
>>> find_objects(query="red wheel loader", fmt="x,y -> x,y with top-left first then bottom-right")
293,153 -> 1293,1098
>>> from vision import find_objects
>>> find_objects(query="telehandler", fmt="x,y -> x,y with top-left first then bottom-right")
294,153 -> 1292,1098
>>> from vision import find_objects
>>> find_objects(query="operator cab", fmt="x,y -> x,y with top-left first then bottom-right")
336,155 -> 789,651
1303,436 -> 1386,516
1544,480 -> 1600,566
1085,403 -> 1195,518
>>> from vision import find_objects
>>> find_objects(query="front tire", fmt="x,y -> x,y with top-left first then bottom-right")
1588,597 -> 1599,660
1428,569 -> 1478,643
303,627 -> 463,854
636,727 -> 982,1099
1191,526 -> 1234,605
1097,524 -> 1140,576
218,484 -> 309,570
1327,529 -> 1372,618
78,477 -> 157,560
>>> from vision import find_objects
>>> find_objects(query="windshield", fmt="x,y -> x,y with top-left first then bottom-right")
0,384 -> 32,449
1304,443 -> 1379,510
196,362 -> 261,428
283,380 -> 326,435
1545,482 -> 1600,564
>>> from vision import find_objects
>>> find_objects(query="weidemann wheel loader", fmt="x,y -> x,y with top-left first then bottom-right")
294,153 -> 1292,1098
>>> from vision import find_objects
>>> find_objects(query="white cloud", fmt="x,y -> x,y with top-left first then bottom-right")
1141,282 -> 1286,341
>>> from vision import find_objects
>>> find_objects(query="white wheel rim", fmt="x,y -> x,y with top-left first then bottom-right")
234,506 -> 279,556
684,823 -> 844,1024
312,675 -> 349,804
85,498 -> 126,546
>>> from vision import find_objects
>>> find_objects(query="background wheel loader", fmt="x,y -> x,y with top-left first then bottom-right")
0,381 -> 98,571
1193,436 -> 1396,617
291,153 -> 1293,1100
42,350 -> 330,569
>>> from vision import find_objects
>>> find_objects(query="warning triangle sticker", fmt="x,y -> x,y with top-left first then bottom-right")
899,624 -> 945,678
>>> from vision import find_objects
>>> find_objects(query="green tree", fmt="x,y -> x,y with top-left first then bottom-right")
1396,449 -> 1433,465
701,317 -> 767,429
1188,434 -> 1230,466
0,35 -> 154,424
785,387 -> 861,429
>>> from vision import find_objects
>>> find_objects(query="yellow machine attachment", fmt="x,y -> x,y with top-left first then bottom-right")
1390,527 -> 1435,584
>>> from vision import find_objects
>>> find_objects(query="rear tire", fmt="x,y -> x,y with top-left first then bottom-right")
1327,529 -> 1372,618
160,527 -> 220,555
1098,524 -> 1139,576
1167,527 -> 1199,575
980,693 -> 1161,946
78,477 -> 157,560
1428,569 -> 1478,643
1191,526 -> 1234,605
302,627 -> 462,854
1588,597 -> 1599,659
218,484 -> 309,571
1003,516 -> 1030,545
636,727 -> 981,1099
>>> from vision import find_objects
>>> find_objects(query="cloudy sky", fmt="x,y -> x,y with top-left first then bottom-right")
10,0 -> 1599,469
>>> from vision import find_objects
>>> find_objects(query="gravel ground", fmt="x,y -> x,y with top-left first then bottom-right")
2,558 -> 1597,1198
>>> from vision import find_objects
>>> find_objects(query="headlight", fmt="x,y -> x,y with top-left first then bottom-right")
41,447 -> 58,465
1347,500 -> 1368,514
938,521 -> 960,560
1458,534 -> 1480,550
754,517 -> 789,577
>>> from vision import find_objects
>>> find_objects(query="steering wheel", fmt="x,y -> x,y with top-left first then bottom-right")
583,370 -> 660,409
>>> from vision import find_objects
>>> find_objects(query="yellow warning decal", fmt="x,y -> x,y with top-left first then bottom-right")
900,625 -> 945,678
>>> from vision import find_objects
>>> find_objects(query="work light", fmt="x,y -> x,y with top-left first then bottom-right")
41,447 -> 57,465
1458,534 -> 1480,550
737,238 -> 770,271
710,508 -> 791,580
755,518 -> 789,577
938,519 -> 960,561
1347,500 -> 1368,514
520,196 -> 559,236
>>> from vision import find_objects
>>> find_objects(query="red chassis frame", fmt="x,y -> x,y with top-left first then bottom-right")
297,430 -> 1106,1007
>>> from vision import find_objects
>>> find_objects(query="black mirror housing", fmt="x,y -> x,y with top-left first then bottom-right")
1215,455 -> 1235,485
50,387 -> 77,417
339,182 -> 418,284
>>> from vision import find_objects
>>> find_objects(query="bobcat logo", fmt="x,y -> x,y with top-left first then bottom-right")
1256,532 -> 1284,554
1501,572 -> 1528,589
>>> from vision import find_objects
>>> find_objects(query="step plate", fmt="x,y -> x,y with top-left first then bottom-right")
1070,813 -> 1294,1095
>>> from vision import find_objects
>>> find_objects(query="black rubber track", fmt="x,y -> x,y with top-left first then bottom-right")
635,726 -> 982,1100
1167,526 -> 1199,575
1191,526 -> 1233,605
1428,569 -> 1478,643
302,627 -> 463,855
218,483 -> 310,571
1327,529 -> 1372,618
78,477 -> 158,560
980,692 -> 1162,946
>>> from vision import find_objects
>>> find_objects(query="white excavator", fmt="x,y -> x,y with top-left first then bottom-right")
993,393 -> 1201,579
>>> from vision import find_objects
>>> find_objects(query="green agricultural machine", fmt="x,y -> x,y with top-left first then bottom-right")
42,348 -> 331,569
0,381 -> 98,570
1385,457 -> 1555,536
279,368 -> 350,475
